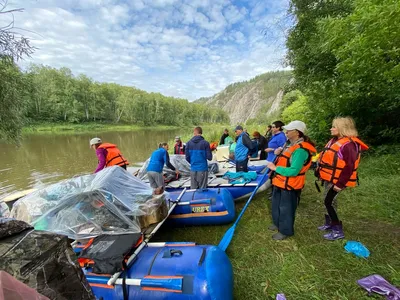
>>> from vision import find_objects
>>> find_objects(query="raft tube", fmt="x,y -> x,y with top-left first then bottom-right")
166,173 -> 269,201
83,242 -> 233,300
168,188 -> 235,226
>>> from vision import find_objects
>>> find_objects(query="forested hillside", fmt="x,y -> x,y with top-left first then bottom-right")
0,61 -> 229,140
196,71 -> 292,125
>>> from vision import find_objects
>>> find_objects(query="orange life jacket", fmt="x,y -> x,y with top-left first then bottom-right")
98,143 -> 129,167
272,142 -> 317,190
174,142 -> 185,155
317,137 -> 368,187
210,142 -> 218,151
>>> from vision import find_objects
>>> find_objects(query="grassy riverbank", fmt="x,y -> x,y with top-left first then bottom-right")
155,152 -> 400,299
22,122 -> 181,134
22,122 -> 266,136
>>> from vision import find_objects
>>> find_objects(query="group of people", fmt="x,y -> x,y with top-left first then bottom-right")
265,118 -> 368,241
90,116 -> 368,242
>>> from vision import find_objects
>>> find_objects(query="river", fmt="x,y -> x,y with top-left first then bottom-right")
0,128 -> 194,198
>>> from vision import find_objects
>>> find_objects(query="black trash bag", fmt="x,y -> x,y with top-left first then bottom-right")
79,233 -> 142,274
0,217 -> 33,238
0,218 -> 95,300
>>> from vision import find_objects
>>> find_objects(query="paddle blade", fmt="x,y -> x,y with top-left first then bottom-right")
218,225 -> 236,251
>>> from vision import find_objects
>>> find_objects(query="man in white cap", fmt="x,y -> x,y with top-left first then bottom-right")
173,136 -> 186,155
266,120 -> 316,240
90,137 -> 129,173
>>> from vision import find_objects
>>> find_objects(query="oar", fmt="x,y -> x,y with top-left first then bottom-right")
108,188 -> 187,286
218,170 -> 269,251
88,274 -> 183,289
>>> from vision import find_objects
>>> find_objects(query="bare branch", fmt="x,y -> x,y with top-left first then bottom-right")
0,8 -> 23,14
0,1 -> 35,61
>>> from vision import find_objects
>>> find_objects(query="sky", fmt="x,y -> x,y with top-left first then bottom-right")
3,0 -> 291,100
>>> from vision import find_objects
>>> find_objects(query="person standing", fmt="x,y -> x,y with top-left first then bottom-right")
265,125 -> 272,142
185,127 -> 212,189
234,125 -> 254,172
252,131 -> 268,160
173,136 -> 186,155
219,129 -> 230,145
265,121 -> 287,163
147,143 -> 179,193
267,121 -> 316,240
315,117 -> 368,240
90,138 -> 129,173
263,121 -> 287,200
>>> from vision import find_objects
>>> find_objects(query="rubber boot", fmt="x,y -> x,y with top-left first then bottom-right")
323,222 -> 345,241
317,214 -> 332,231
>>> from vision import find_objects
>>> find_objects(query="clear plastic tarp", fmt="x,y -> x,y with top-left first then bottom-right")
137,154 -> 219,181
32,190 -> 140,239
10,166 -> 168,239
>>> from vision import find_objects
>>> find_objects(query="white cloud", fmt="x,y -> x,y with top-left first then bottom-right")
10,0 -> 290,100
223,5 -> 247,25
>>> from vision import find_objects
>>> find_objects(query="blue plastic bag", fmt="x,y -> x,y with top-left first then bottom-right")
344,241 -> 370,258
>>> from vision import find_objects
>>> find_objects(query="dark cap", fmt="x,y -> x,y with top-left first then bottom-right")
234,125 -> 243,131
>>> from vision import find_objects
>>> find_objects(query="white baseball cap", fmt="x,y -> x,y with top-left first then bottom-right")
89,137 -> 102,146
283,121 -> 307,133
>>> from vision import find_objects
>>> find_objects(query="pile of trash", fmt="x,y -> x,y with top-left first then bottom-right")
0,218 -> 95,300
10,166 -> 168,240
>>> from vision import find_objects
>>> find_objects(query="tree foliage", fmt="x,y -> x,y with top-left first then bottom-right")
0,57 -> 25,141
287,0 -> 400,144
2,63 -> 229,129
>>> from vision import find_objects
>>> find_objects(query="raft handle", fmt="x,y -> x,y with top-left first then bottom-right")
163,249 -> 183,258
198,248 -> 206,266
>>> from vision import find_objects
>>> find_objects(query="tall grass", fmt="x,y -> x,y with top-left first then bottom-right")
155,152 -> 400,299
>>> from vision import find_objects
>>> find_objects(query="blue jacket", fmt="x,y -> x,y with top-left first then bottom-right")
147,148 -> 175,173
185,135 -> 212,171
266,131 -> 287,162
235,132 -> 254,162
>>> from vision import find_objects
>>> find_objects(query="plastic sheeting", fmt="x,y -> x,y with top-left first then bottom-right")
32,191 -> 140,240
138,154 -> 191,180
10,166 -> 168,239
358,274 -> 400,300
344,241 -> 370,258
0,218 -> 95,300
0,202 -> 9,218
137,154 -> 219,181
10,175 -> 93,223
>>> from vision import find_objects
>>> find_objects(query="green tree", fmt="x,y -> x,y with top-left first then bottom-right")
287,0 -> 400,144
0,58 -> 25,141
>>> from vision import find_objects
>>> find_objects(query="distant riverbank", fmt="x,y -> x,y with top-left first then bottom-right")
22,122 -> 182,135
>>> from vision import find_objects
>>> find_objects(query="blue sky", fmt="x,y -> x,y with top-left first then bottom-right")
5,0 -> 291,100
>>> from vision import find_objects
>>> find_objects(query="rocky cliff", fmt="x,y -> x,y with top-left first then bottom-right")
196,71 -> 291,124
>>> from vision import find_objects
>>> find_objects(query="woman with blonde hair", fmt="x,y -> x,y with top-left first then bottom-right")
316,117 -> 368,240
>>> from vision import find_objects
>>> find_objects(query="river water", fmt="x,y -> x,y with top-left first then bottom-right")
0,129 -> 191,198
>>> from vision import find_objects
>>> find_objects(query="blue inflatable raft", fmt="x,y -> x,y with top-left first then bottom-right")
168,188 -> 235,226
81,242 -> 233,300
166,173 -> 269,201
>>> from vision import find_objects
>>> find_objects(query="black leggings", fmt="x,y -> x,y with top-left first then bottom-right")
324,186 -> 339,223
